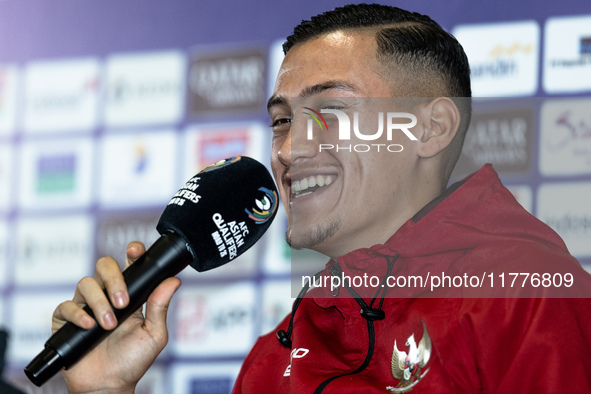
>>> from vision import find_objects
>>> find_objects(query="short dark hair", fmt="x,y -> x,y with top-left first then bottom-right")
284,3 -> 472,139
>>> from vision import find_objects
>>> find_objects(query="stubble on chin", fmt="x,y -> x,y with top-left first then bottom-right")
285,219 -> 341,250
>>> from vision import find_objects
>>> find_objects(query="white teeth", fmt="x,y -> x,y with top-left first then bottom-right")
301,178 -> 309,190
292,175 -> 334,196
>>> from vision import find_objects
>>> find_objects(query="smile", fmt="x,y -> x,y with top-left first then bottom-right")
292,175 -> 333,198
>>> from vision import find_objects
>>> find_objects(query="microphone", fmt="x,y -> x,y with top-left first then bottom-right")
24,156 -> 278,387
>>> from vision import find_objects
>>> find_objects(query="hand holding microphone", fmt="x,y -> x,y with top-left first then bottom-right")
24,156 -> 278,389
52,241 -> 178,394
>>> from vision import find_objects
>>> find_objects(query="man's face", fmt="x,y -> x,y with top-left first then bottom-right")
268,31 -> 421,259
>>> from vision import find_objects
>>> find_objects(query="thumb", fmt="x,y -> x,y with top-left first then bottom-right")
125,241 -> 146,269
143,277 -> 181,346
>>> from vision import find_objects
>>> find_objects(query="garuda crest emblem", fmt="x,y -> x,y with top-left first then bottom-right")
386,321 -> 431,393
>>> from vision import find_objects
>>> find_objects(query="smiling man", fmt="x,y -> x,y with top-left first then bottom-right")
266,6 -> 470,262
237,4 -> 591,392
51,4 -> 591,394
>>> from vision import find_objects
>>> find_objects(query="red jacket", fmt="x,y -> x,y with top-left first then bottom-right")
234,165 -> 591,393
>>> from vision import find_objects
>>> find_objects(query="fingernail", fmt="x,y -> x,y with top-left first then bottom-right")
81,315 -> 95,328
114,291 -> 126,308
104,312 -> 116,328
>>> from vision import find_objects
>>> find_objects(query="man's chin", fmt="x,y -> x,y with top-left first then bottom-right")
285,219 -> 341,251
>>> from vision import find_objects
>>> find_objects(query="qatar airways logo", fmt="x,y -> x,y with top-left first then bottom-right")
304,108 -> 417,153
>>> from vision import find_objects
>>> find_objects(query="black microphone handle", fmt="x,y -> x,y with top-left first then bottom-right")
24,231 -> 193,387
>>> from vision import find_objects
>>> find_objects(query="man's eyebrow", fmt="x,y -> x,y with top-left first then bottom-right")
267,80 -> 359,112
299,80 -> 359,97
267,95 -> 288,112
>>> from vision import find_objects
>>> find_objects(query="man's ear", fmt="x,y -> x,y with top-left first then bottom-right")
415,97 -> 460,158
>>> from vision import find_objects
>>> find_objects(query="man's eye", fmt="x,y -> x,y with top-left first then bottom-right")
271,118 -> 292,128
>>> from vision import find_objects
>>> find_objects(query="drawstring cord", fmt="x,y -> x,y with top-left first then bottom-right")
314,254 -> 400,393
329,255 -> 398,321
370,255 -> 398,313
276,271 -> 322,349
276,254 -> 399,348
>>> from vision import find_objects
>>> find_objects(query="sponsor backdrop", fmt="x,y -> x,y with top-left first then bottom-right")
0,0 -> 589,392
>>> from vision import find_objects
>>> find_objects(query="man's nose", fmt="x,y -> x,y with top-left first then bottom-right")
288,114 -> 320,162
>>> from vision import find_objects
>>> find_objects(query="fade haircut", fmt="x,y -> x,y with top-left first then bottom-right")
283,3 -> 472,177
